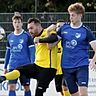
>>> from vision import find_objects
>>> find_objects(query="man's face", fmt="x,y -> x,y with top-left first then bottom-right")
12,19 -> 23,31
27,22 -> 39,38
69,11 -> 82,24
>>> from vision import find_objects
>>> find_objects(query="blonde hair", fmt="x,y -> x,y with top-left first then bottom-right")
12,12 -> 22,21
68,3 -> 85,16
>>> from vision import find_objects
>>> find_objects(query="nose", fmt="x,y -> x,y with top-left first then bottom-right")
28,30 -> 32,33
70,16 -> 73,20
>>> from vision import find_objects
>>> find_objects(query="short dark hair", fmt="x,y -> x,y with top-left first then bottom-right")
27,18 -> 41,24
12,12 -> 22,21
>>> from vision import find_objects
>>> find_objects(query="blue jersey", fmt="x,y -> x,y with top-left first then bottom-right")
4,30 -> 35,69
57,23 -> 95,68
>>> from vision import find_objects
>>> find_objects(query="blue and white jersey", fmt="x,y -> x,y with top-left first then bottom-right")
57,23 -> 95,68
5,30 -> 35,69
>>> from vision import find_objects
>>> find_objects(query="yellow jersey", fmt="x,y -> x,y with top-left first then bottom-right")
35,29 -> 58,69
56,41 -> 63,75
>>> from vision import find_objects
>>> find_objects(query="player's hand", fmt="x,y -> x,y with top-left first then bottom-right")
89,60 -> 96,71
47,24 -> 56,32
34,37 -> 40,44
4,69 -> 8,74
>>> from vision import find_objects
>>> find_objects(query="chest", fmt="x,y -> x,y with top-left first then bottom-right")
61,28 -> 87,42
9,35 -> 28,47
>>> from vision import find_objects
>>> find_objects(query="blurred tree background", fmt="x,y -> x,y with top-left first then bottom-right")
0,0 -> 95,12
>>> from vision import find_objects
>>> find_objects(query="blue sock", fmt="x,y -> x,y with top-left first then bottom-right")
9,90 -> 16,96
24,90 -> 31,96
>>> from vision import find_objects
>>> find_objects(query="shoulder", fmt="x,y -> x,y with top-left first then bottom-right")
61,22 -> 70,29
23,31 -> 32,38
64,22 -> 70,25
7,32 -> 14,38
39,29 -> 46,37
23,31 -> 30,36
82,24 -> 91,32
43,28 -> 56,35
63,22 -> 70,26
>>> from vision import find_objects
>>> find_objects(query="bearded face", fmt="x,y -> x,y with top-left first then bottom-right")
27,22 -> 40,38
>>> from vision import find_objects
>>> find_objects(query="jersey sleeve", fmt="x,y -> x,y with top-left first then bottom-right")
4,48 -> 10,69
27,34 -> 35,63
86,28 -> 96,42
4,36 -> 10,69
57,27 -> 62,37
39,30 -> 58,43
27,34 -> 34,46
6,35 -> 10,47
39,34 -> 58,43
57,24 -> 65,40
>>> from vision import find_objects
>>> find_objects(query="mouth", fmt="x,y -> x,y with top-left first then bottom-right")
30,32 -> 35,37
30,32 -> 34,35
16,26 -> 19,28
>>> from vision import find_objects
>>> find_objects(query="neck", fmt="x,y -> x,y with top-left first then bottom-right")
14,29 -> 24,35
37,27 -> 43,37
39,27 -> 43,34
14,29 -> 23,34
71,21 -> 82,28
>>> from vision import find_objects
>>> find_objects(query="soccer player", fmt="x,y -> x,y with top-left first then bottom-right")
31,3 -> 96,96
47,20 -> 70,96
0,18 -> 58,96
3,12 -> 35,96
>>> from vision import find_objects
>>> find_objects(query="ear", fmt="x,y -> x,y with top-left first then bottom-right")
38,24 -> 42,30
21,22 -> 23,26
80,14 -> 83,18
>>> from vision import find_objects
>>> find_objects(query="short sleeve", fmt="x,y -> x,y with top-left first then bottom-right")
57,27 -> 62,37
27,34 -> 34,46
86,28 -> 95,42
7,35 -> 10,48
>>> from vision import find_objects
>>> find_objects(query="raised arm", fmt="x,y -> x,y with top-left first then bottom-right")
89,40 -> 96,71
46,25 -> 59,50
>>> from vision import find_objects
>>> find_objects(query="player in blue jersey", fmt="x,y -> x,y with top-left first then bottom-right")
4,12 -> 35,96
33,3 -> 96,96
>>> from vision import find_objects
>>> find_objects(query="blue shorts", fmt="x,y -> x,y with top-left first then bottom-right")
62,65 -> 89,94
8,69 -> 30,86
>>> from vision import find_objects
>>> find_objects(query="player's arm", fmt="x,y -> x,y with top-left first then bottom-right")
4,40 -> 10,74
28,34 -> 35,63
34,23 -> 62,44
47,41 -> 60,50
29,45 -> 35,63
46,30 -> 60,49
87,30 -> 96,70
89,40 -> 96,70
90,40 -> 96,61
46,24 -> 56,32
46,27 -> 60,49
4,47 -> 10,69
34,33 -> 59,44
45,22 -> 63,49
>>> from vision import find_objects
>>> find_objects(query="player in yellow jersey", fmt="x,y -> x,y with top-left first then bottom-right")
0,18 -> 58,96
47,20 -> 70,96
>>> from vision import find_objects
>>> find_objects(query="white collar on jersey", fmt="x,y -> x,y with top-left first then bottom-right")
14,29 -> 24,35
70,22 -> 83,29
